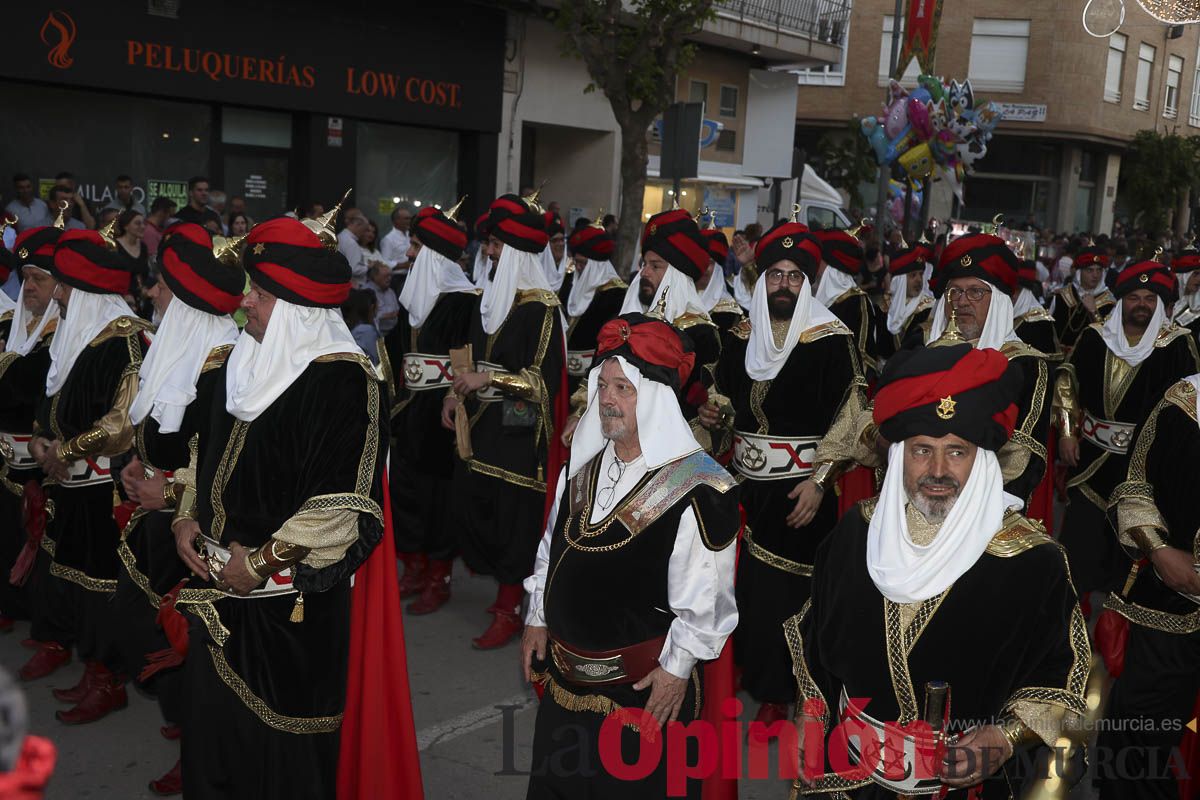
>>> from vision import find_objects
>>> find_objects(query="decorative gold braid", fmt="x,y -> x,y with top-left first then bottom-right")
744,526 -> 812,576
0,463 -> 24,497
1018,357 -> 1050,438
49,561 -> 117,593
296,492 -> 382,520
539,668 -> 701,733
1072,481 -> 1108,511
1104,348 -> 1142,419
903,590 -> 950,654
179,600 -> 230,646
689,496 -> 736,552
883,600 -> 919,723
117,538 -> 163,610
1010,429 -> 1048,462
1063,603 -> 1091,706
0,352 -> 20,383
48,393 -> 63,441
352,380 -> 380,496
1103,593 -> 1200,634
39,533 -> 56,557
750,380 -> 772,434
784,601 -> 828,726
210,420 -> 249,542
467,459 -> 546,491
1005,687 -> 1088,715
207,645 -> 343,734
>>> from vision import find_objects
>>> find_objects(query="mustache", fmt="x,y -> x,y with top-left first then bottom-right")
600,407 -> 624,418
768,289 -> 796,302
918,475 -> 960,491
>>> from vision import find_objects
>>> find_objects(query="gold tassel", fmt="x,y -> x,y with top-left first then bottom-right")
537,463 -> 544,483
289,593 -> 305,623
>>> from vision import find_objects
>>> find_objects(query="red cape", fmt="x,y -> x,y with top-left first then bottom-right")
337,470 -> 424,799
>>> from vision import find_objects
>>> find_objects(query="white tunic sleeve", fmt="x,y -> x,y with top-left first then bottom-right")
658,506 -> 738,679
522,466 -> 567,627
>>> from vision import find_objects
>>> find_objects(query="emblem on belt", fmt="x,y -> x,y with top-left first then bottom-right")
404,360 -> 423,384
0,439 -> 13,461
1111,428 -> 1131,449
737,439 -> 766,472
567,355 -> 583,372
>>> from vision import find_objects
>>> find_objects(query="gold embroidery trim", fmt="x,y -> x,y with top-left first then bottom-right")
49,561 -> 117,593
354,379 -> 381,497
467,459 -> 546,491
538,668 -> 701,733
207,644 -> 343,734
750,379 -> 772,435
1103,593 -> 1200,634
744,526 -> 812,576
116,537 -> 163,610
296,492 -> 382,520
0,462 -> 24,497
210,420 -> 250,542
784,600 -> 828,726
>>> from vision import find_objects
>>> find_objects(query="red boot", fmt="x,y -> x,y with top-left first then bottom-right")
160,724 -> 182,740
408,559 -> 452,615
148,759 -> 183,796
55,663 -> 127,724
472,583 -> 524,650
53,661 -> 99,703
397,553 -> 429,599
18,642 -> 70,681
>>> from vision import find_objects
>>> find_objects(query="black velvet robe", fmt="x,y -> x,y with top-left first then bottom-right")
714,323 -> 865,703
108,353 -> 227,717
564,282 -> 625,396
0,323 -> 54,619
1015,309 -> 1060,359
387,290 -> 479,559
528,450 -> 739,800
1052,284 -> 1114,352
33,319 -> 147,657
178,356 -> 387,800
877,303 -> 931,362
788,501 -> 1089,799
456,291 -> 566,584
828,288 -> 881,379
677,316 -> 722,421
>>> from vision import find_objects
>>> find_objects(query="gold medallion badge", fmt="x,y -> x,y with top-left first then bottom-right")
936,395 -> 957,420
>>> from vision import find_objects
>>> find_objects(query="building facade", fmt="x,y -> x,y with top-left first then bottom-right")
0,2 -> 505,229
792,0 -> 1200,234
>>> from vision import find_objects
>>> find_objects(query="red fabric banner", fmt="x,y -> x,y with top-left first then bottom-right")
336,469 -> 424,800
894,0 -> 945,79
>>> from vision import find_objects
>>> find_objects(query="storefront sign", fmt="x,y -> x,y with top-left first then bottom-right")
146,179 -> 189,208
6,4 -> 503,132
327,117 -> 343,148
703,189 -> 737,227
244,174 -> 268,200
996,103 -> 1047,123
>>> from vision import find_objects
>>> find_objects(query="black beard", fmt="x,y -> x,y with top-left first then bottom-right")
638,278 -> 657,305
768,289 -> 797,320
1126,308 -> 1152,329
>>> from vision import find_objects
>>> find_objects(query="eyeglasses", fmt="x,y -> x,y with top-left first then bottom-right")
596,455 -> 627,511
765,269 -> 805,286
946,286 -> 992,303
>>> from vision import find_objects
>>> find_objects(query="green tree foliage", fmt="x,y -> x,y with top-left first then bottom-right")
815,119 -> 878,211
555,0 -> 716,272
1119,130 -> 1200,235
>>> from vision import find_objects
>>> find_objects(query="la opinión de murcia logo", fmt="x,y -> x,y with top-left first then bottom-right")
40,10 -> 77,70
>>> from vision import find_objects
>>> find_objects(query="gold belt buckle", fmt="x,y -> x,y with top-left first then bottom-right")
551,641 -> 627,684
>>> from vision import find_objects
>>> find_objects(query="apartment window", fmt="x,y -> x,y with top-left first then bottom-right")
967,19 -> 1030,92
1165,55 -> 1183,118
719,85 -> 738,117
688,80 -> 708,105
716,129 -> 736,152
1104,33 -> 1126,103
1190,46 -> 1200,125
1134,43 -> 1156,111
796,7 -> 851,86
878,16 -> 921,85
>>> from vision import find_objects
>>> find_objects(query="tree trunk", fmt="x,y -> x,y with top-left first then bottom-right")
614,117 -> 650,279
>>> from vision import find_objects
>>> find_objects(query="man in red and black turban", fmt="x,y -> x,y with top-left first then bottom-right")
20,227 -> 150,715
561,222 -> 626,396
812,228 -> 882,377
522,313 -> 739,800
789,342 -> 1087,798
447,192 -> 568,650
169,212 -> 399,799
1051,244 -> 1115,353
698,218 -> 866,728
1055,258 -> 1200,599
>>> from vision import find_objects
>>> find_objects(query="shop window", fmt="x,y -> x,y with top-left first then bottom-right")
222,107 -> 291,148
356,121 -> 459,227
1104,33 -> 1126,103
719,85 -> 738,117
689,80 -> 708,105
716,130 -> 736,152
967,19 -> 1030,93
1190,44 -> 1200,125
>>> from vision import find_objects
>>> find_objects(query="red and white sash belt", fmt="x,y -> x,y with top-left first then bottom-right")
566,350 -> 596,377
475,360 -> 505,403
1080,410 -> 1135,455
732,431 -> 819,481
838,688 -> 944,796
401,352 -> 454,392
0,432 -> 36,470
61,455 -> 113,488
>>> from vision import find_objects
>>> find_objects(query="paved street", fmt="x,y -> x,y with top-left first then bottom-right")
4,566 -> 1101,799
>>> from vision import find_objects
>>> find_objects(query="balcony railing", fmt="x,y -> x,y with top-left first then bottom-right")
715,0 -> 852,43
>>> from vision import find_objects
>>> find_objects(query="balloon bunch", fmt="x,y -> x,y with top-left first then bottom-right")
860,74 -> 1005,205
887,180 -> 922,226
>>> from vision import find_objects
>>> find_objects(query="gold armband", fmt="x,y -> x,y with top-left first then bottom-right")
811,462 -> 841,492
1129,526 -> 1170,557
161,481 -> 178,510
245,539 -> 311,581
488,368 -> 544,402
1052,372 -> 1081,437
997,714 -> 1040,755
57,428 -> 109,462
